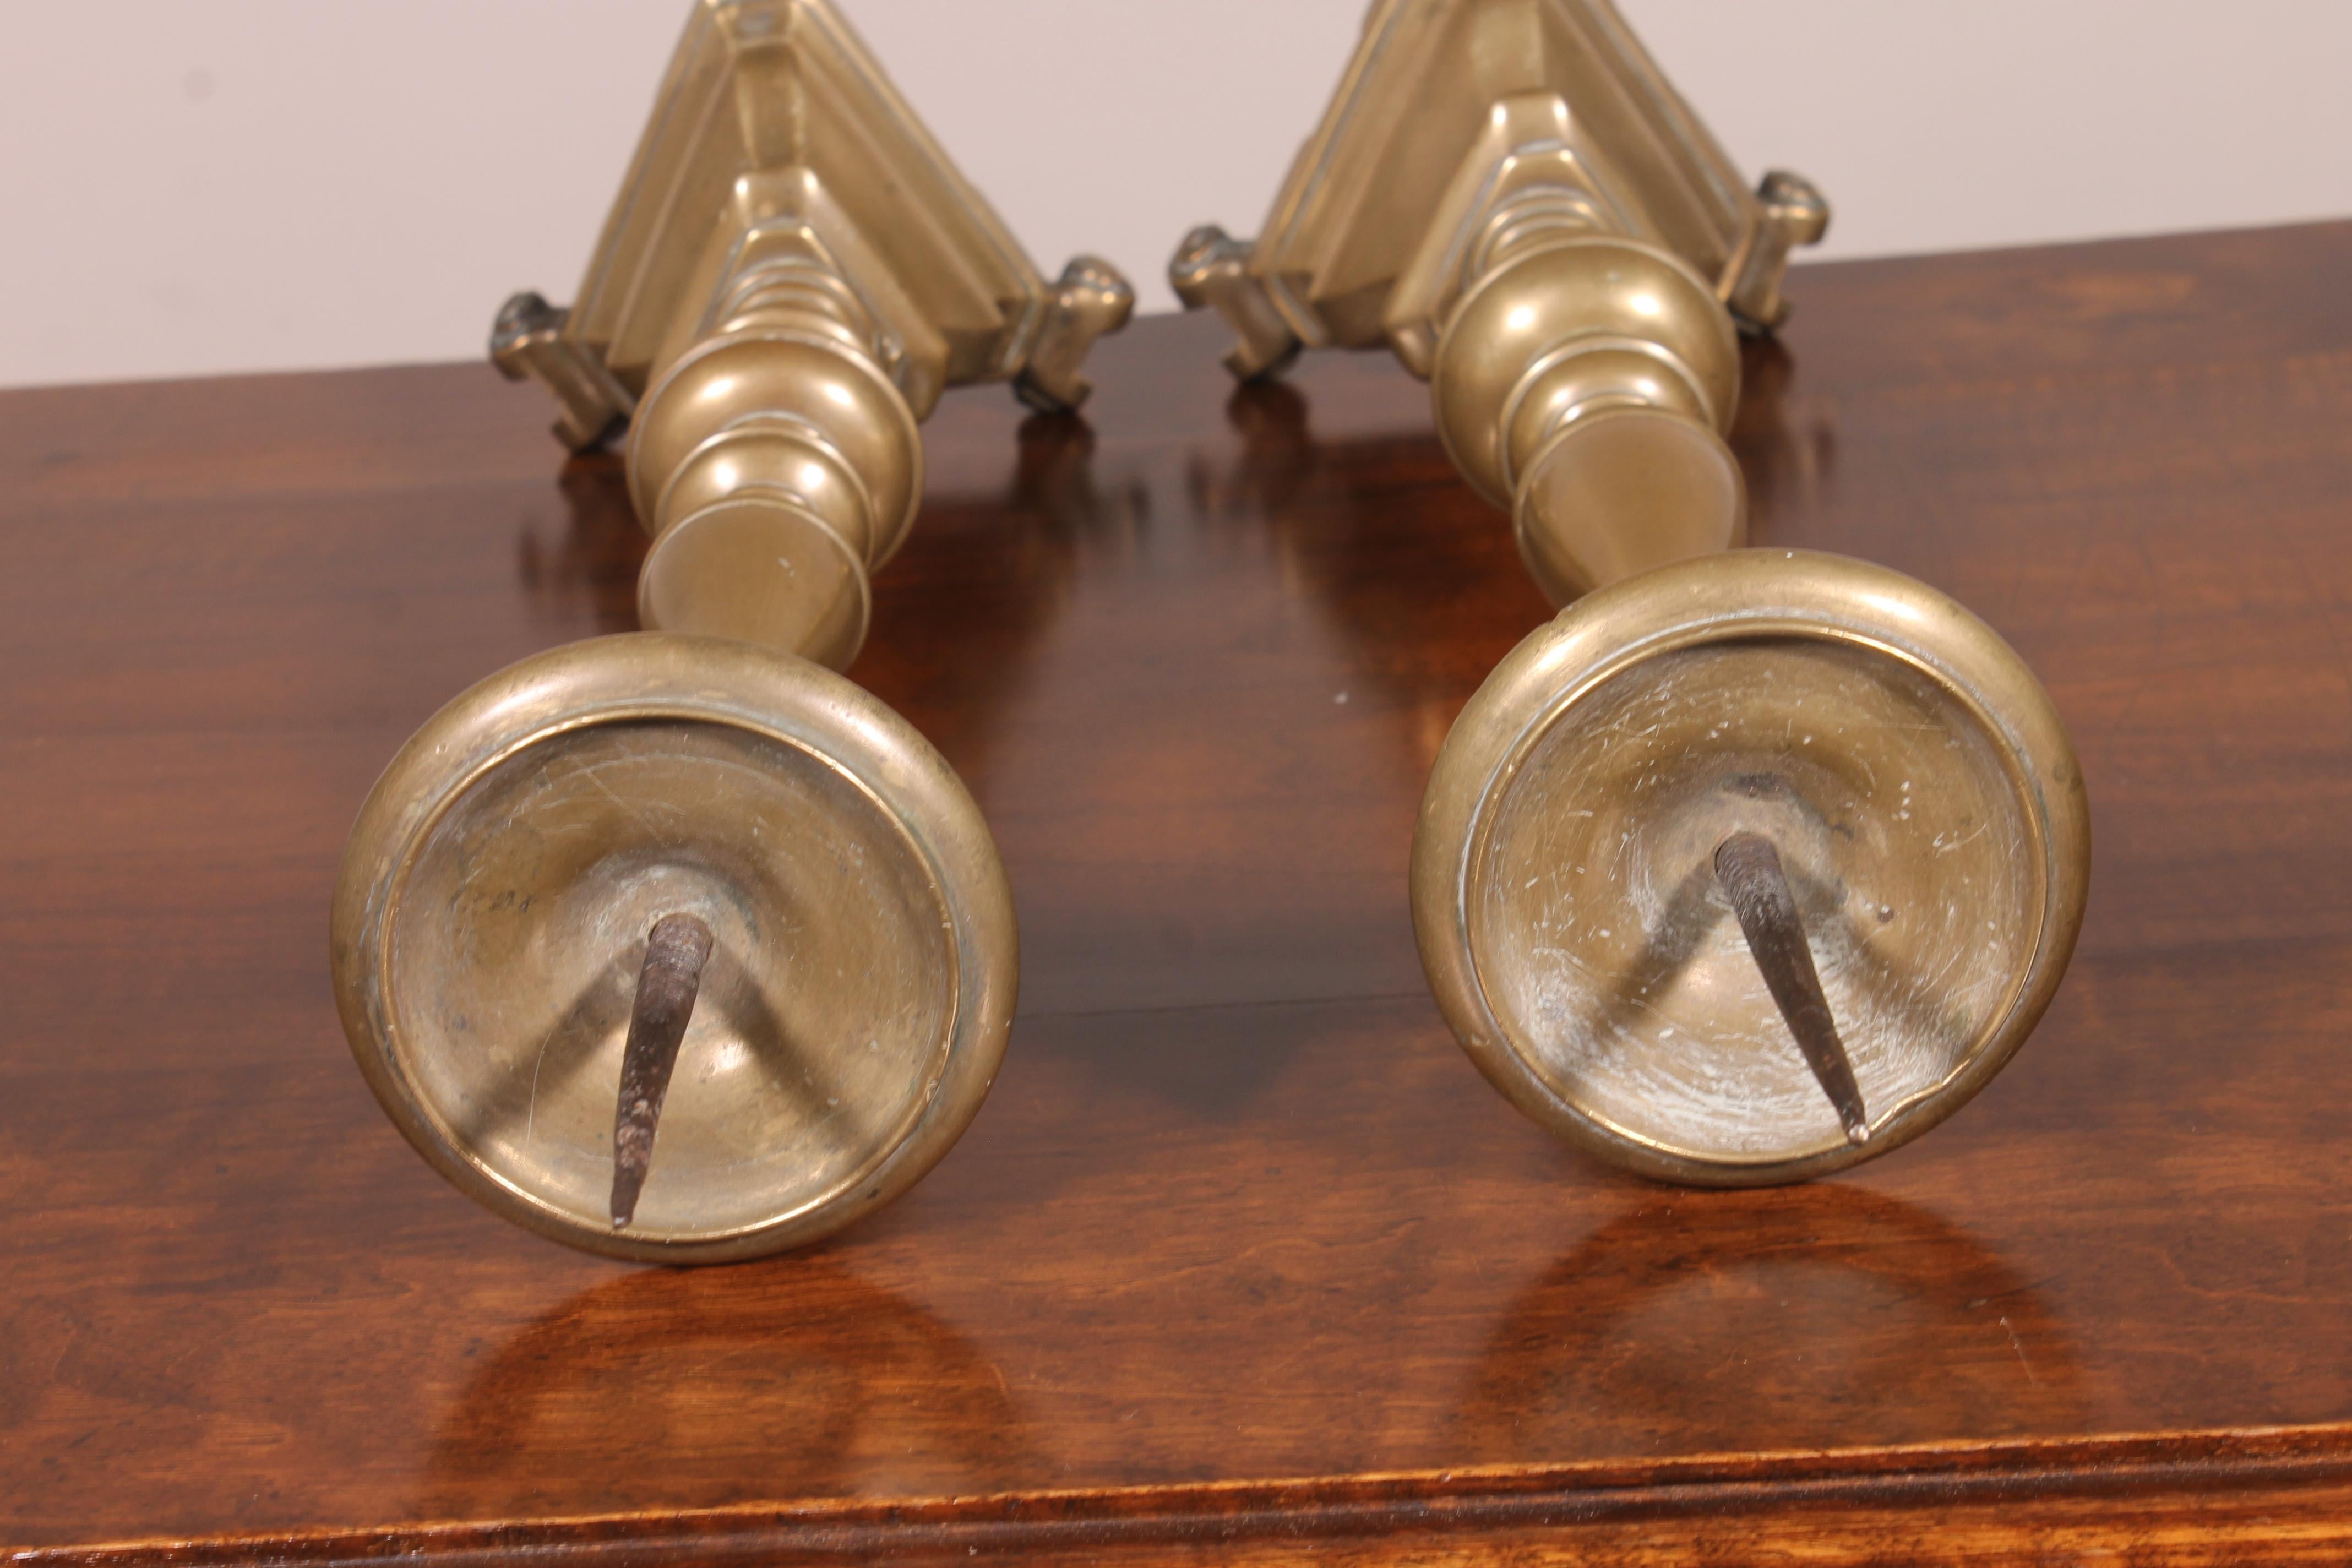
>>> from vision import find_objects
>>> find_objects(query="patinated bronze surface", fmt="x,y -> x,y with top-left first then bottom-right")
4,222 -> 2352,1561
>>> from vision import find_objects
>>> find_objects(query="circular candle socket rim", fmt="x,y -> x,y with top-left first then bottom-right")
330,633 -> 1017,1262
1411,549 -> 2091,1185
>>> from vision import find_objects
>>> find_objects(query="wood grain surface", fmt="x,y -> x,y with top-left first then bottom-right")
3,221 -> 2351,1563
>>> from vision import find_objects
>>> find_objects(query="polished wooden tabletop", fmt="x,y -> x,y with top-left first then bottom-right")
5,221 -> 2352,1565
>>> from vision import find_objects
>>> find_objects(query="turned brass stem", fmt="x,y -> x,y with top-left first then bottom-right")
1712,833 -> 1870,1146
611,913 -> 716,1229
1173,4 -> 1833,604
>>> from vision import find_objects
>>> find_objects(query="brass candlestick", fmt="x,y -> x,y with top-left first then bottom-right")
1177,0 -> 2088,1178
1172,0 -> 1827,604
333,0 -> 1129,1262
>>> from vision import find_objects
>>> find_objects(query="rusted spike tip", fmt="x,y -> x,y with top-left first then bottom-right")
611,912 -> 716,1229
1713,832 -> 1871,1147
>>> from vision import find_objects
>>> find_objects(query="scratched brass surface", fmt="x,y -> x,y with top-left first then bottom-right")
1412,551 -> 2090,1183
331,637 -> 1016,1264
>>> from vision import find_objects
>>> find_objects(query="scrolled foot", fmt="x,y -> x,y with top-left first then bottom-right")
1015,256 -> 1138,413
1726,170 -> 1832,334
1168,225 -> 1302,382
489,291 -> 635,453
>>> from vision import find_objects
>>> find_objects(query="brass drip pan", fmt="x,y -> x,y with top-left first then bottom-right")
1413,552 -> 2090,1184
331,635 -> 1016,1262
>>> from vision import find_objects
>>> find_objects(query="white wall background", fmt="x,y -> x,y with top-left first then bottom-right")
4,1 -> 2350,389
